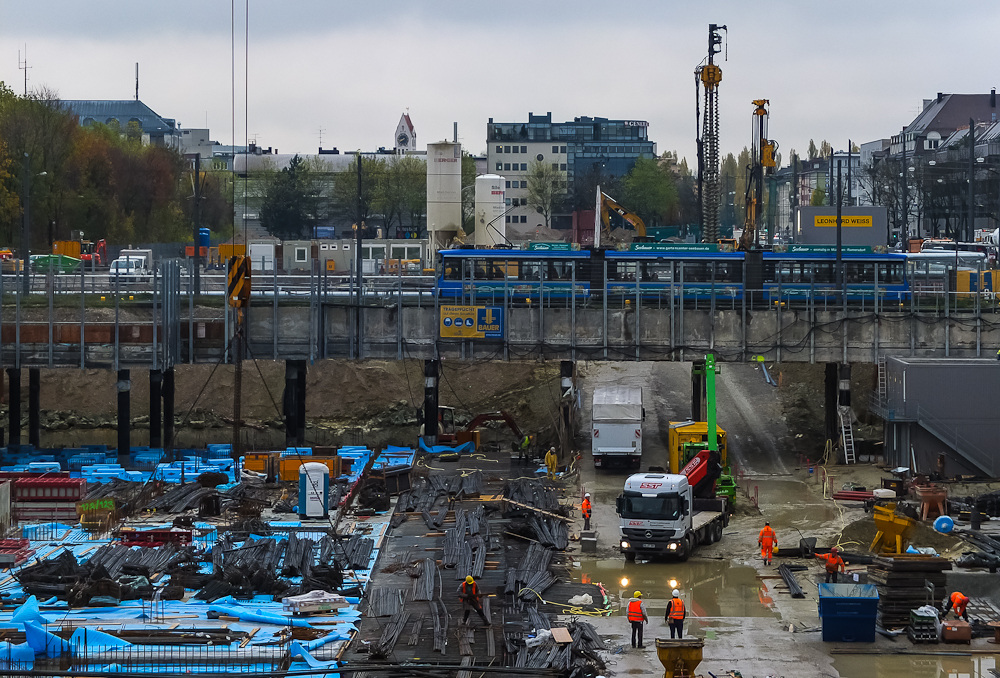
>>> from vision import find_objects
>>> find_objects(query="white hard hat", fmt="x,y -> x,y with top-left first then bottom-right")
584,492 -> 591,497
672,589 -> 680,597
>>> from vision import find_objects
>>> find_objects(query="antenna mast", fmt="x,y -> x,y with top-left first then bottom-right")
18,47 -> 31,96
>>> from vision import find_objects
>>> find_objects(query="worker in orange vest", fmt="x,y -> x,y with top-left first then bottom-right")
758,522 -> 777,565
664,589 -> 687,638
581,493 -> 592,531
943,591 -> 970,622
815,547 -> 846,583
626,590 -> 648,648
458,575 -> 490,626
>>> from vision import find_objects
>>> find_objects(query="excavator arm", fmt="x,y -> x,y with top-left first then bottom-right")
462,411 -> 524,440
599,192 -> 647,241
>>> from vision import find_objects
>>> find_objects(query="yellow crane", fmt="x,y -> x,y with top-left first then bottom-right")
739,99 -> 778,251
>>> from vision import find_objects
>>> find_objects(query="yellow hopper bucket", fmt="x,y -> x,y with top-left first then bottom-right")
656,638 -> 704,678
870,503 -> 916,554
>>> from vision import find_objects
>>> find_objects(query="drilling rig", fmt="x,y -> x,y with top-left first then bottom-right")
695,23 -> 726,244
739,99 -> 778,251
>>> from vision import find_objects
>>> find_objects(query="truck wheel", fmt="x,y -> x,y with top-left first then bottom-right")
677,535 -> 692,562
624,551 -> 636,563
713,522 -> 724,542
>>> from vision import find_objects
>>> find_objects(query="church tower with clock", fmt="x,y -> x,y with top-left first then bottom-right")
394,112 -> 417,153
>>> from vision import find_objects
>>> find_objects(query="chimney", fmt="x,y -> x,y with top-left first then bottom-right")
992,88 -> 996,108
937,92 -> 944,102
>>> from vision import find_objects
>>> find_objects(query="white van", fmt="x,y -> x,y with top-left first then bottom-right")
110,256 -> 150,282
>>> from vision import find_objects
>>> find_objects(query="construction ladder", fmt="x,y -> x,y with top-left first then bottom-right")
877,355 -> 887,401
839,406 -> 856,464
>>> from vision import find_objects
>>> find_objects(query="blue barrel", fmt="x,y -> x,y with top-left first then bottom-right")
198,227 -> 211,250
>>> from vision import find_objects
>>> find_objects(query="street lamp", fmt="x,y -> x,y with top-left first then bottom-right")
20,154 -> 46,295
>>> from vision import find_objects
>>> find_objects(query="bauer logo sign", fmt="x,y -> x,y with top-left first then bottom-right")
440,305 -> 504,339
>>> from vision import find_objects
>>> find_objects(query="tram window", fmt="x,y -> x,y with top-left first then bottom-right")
520,263 -> 540,280
815,263 -> 834,284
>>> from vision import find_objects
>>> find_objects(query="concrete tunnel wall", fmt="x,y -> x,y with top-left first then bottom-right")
240,306 -> 1000,363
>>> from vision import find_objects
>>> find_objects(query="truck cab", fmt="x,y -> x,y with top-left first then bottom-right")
616,472 -> 726,562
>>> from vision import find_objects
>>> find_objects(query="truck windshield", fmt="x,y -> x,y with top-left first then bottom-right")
619,492 -> 681,520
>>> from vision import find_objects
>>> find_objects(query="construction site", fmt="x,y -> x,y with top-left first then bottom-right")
0,354 -> 997,678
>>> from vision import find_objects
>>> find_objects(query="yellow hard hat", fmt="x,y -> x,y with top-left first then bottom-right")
634,590 -> 642,598
466,575 -> 475,584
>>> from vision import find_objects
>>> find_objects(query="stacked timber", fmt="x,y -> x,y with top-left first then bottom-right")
867,554 -> 951,628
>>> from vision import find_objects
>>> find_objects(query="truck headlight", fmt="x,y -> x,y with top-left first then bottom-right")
620,540 -> 630,549
668,542 -> 678,551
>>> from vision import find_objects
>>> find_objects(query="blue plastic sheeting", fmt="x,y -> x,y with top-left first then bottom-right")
11,597 -> 51,626
70,627 -> 133,648
418,439 -> 475,456
0,641 -> 34,666
290,643 -> 341,667
24,622 -> 70,657
207,604 -> 315,628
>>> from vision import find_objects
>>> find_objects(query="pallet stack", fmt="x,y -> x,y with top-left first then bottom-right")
866,554 -> 952,629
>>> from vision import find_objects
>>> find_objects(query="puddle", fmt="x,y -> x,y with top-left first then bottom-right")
576,557 -> 778,619
832,654 -> 996,678
749,478 -> 843,527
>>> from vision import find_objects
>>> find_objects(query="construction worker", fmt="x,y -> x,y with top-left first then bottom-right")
626,590 -> 648,648
943,591 -> 970,622
664,589 -> 686,638
517,434 -> 535,463
758,522 -> 777,565
581,492 -> 592,531
544,447 -> 558,480
458,575 -> 490,626
815,547 -> 846,583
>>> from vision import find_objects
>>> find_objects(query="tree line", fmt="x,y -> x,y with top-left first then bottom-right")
0,84 -> 232,251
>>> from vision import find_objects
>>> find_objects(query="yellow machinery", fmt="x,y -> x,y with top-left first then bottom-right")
597,191 -> 646,246
870,503 -> 916,554
656,638 -> 704,678
668,421 -> 727,475
739,99 -> 778,251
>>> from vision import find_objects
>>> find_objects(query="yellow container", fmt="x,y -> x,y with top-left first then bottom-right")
870,503 -> 916,554
279,456 -> 341,482
655,638 -> 704,678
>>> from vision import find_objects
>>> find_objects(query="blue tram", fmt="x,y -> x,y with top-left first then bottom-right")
437,248 -> 594,303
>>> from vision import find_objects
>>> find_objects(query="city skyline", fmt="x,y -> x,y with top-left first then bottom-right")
1,1 -> 997,166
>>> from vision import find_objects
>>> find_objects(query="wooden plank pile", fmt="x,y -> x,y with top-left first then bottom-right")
867,554 -> 952,628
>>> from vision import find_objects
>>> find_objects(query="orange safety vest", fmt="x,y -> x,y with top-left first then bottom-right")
461,581 -> 479,601
759,526 -> 776,544
950,592 -> 969,607
819,553 -> 845,573
627,599 -> 645,622
668,598 -> 685,620
581,498 -> 592,518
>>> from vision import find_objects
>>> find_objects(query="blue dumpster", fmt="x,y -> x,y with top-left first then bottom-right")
817,583 -> 879,642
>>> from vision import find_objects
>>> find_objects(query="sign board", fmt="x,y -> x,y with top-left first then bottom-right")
630,243 -> 719,253
795,206 -> 887,247
774,244 -> 886,254
814,215 -> 873,228
527,241 -> 575,252
440,305 -> 504,339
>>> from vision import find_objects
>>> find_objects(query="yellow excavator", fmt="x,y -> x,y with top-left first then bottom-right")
596,190 -> 646,247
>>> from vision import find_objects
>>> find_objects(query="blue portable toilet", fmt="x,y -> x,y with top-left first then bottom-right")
299,462 -> 330,518
198,228 -> 211,251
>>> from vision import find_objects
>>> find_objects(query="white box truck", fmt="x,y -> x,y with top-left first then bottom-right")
591,386 -> 643,468
615,472 -> 728,562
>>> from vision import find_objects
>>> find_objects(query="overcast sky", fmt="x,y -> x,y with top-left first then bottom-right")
2,1 -> 996,166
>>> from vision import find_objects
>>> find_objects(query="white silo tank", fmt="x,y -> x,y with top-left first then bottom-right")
475,174 -> 506,247
426,141 -> 463,253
